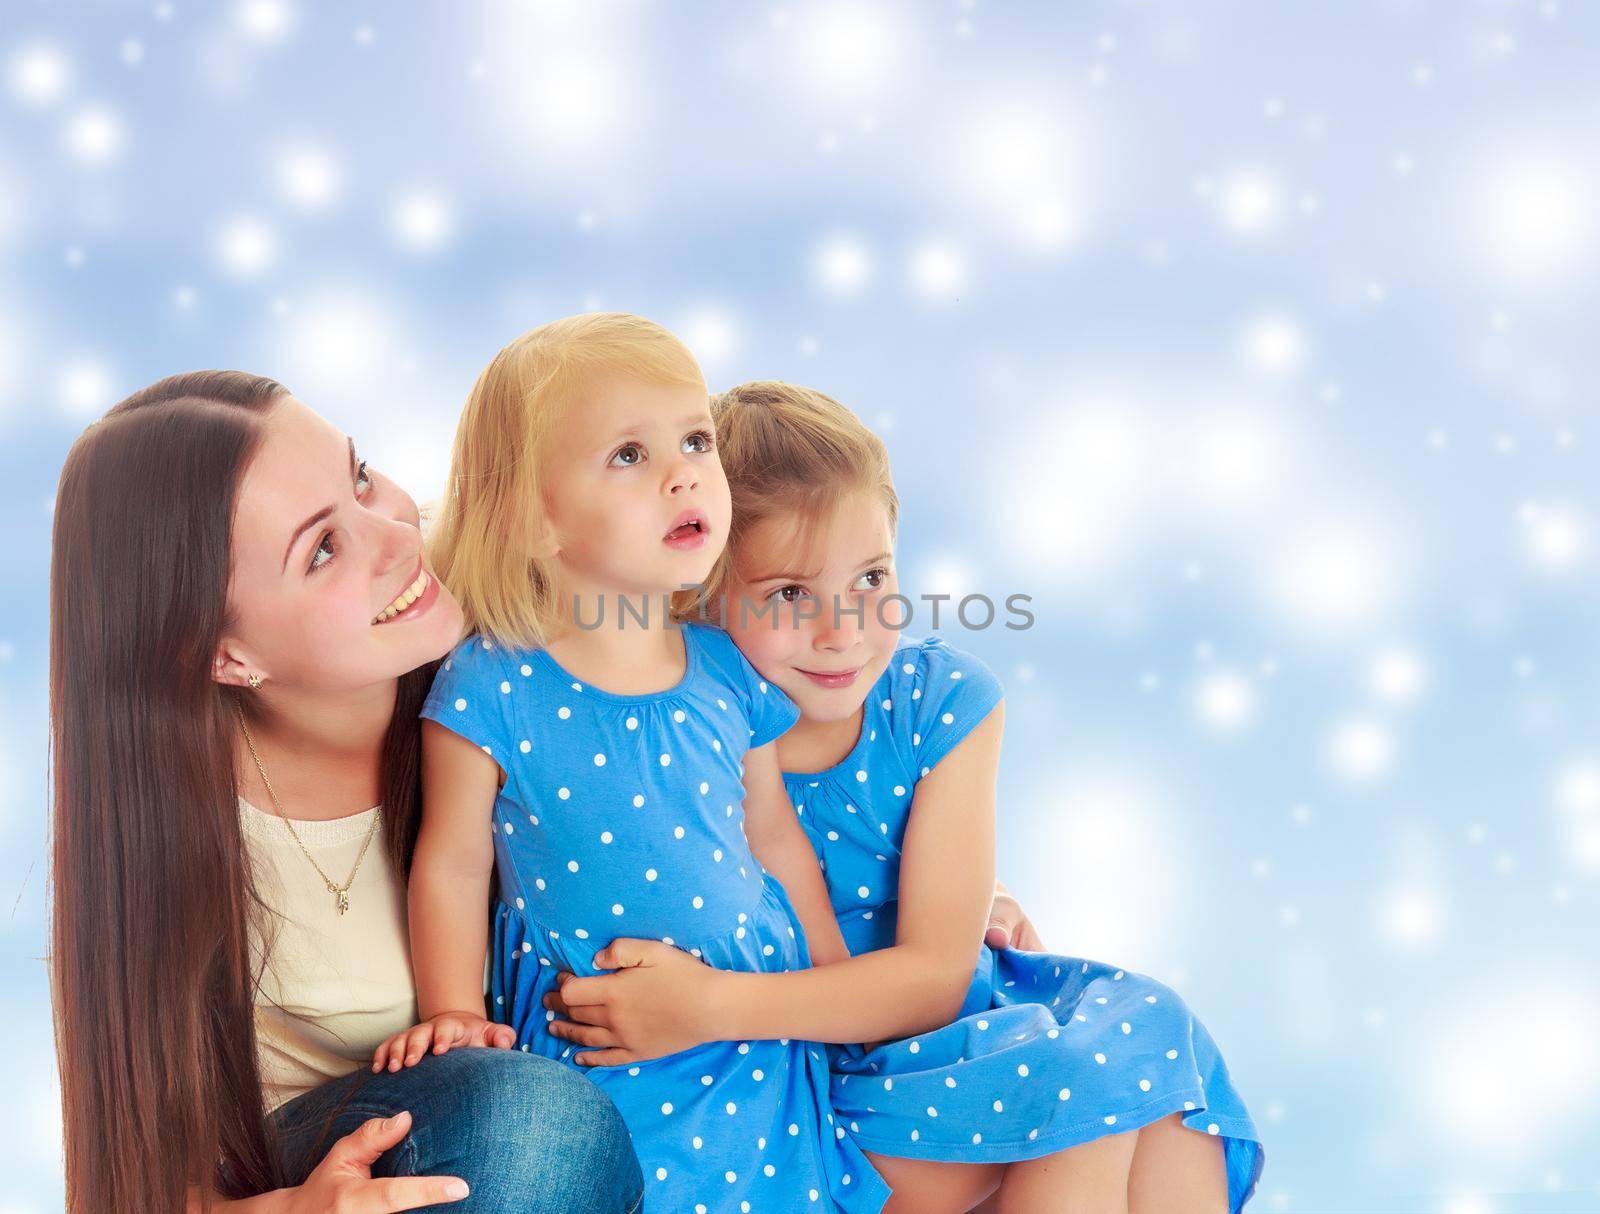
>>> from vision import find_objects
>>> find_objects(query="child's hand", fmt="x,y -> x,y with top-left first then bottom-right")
545,938 -> 720,1067
371,1011 -> 517,1073
984,880 -> 1046,951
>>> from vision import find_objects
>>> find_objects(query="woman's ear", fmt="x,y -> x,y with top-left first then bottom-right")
211,638 -> 262,690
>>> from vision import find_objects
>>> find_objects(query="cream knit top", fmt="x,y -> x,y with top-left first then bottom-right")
240,797 -> 419,1113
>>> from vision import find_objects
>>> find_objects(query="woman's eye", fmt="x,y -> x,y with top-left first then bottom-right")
609,443 -> 644,468
683,430 -> 714,454
355,459 -> 373,496
309,532 -> 335,573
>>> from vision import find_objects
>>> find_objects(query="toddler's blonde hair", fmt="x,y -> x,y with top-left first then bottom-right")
688,380 -> 899,621
428,312 -> 706,647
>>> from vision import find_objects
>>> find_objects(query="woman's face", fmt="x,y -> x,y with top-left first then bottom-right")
719,491 -> 902,725
215,395 -> 464,694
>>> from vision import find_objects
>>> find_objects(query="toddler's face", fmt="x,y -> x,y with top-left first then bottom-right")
720,491 -> 902,724
541,372 -> 731,601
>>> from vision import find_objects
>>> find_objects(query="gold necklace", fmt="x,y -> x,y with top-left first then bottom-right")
234,699 -> 381,916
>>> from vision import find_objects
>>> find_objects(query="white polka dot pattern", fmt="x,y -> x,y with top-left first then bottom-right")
422,623 -> 891,1213
780,635 -> 1262,1189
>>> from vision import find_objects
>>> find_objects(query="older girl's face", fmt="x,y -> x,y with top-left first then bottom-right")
215,395 -> 464,694
719,491 -> 902,725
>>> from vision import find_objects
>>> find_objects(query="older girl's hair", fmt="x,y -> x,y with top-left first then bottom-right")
49,371 -> 437,1212
691,380 -> 899,618
428,312 -> 705,647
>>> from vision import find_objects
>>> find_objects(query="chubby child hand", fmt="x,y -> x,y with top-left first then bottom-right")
545,938 -> 719,1068
371,1010 -> 517,1073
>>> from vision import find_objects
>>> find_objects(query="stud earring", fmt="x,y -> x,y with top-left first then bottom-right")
248,673 -> 263,690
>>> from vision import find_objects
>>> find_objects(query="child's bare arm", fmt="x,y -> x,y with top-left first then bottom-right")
375,720 -> 514,1070
740,741 -> 851,966
549,703 -> 1005,1061
716,702 -> 1002,1042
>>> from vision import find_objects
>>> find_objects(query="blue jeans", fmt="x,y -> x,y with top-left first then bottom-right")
269,1048 -> 643,1213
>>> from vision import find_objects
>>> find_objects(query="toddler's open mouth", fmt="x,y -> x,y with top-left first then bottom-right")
663,509 -> 709,549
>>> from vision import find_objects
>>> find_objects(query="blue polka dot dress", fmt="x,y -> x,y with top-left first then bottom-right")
421,621 -> 890,1214
783,633 -> 1265,1212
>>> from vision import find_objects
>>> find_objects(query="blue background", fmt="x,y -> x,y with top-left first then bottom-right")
3,2 -> 1598,1211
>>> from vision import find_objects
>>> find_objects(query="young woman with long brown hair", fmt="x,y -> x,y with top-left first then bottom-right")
48,371 -> 644,1213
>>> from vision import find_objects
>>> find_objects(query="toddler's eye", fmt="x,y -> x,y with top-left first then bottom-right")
768,584 -> 808,604
683,430 -> 715,454
610,443 -> 645,468
855,567 -> 890,592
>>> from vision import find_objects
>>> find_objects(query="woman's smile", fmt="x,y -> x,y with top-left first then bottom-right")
372,564 -> 439,625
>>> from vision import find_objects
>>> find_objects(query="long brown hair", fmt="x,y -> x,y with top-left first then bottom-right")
48,372 -> 434,1212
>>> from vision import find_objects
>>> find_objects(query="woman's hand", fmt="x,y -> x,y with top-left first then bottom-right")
371,1011 -> 516,1073
984,880 -> 1045,951
546,938 -> 721,1067
287,1110 -> 469,1211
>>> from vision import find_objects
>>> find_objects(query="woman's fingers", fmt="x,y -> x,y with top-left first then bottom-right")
317,1112 -> 470,1210
357,1175 -> 471,1212
333,1112 -> 413,1167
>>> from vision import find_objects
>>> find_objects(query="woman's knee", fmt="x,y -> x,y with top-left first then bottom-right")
458,1048 -> 633,1147
385,1049 -> 641,1212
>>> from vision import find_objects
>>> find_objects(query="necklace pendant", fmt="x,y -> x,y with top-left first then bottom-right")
336,889 -> 350,916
